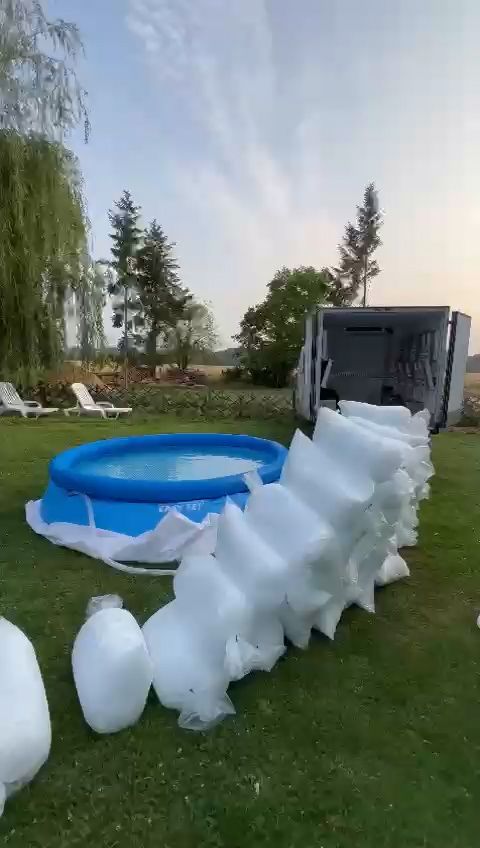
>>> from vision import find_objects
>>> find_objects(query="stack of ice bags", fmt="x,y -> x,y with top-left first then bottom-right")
141,403 -> 433,730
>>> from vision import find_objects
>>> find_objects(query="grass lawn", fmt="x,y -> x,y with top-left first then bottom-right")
1,417 -> 479,847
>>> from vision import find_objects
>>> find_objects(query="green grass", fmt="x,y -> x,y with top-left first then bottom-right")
1,418 -> 480,847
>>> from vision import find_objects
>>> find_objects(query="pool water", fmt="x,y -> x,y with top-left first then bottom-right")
75,445 -> 265,483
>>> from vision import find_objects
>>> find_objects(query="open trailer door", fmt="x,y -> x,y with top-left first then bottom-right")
294,314 -> 313,420
440,311 -> 471,427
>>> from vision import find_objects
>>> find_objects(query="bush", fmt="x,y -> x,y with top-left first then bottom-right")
222,366 -> 245,383
164,367 -> 209,386
249,365 -> 292,388
459,397 -> 480,427
90,386 -> 294,420
27,380 -> 72,407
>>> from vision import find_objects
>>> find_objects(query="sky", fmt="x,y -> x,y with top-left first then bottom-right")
49,0 -> 480,349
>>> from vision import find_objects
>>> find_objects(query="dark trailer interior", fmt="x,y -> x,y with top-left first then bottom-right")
296,306 -> 471,428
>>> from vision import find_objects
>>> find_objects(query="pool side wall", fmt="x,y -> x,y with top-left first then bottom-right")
41,433 -> 287,536
40,481 -> 249,535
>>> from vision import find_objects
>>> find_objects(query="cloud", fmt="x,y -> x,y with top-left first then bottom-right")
122,0 -> 480,355
126,0 -> 337,340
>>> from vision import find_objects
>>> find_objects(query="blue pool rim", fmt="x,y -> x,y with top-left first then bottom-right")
49,433 -> 287,504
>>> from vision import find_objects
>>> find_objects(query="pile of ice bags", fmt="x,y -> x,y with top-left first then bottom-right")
71,403 -> 433,734
141,403 -> 433,730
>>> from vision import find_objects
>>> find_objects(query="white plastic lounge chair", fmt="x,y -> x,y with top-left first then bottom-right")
65,383 -> 132,420
0,382 -> 59,418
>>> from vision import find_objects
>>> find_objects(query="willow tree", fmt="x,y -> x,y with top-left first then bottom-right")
0,0 -> 90,380
0,0 -> 88,138
76,260 -> 108,365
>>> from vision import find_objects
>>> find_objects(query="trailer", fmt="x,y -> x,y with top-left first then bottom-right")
295,306 -> 471,429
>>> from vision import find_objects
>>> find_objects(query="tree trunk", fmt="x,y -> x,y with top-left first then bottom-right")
362,252 -> 368,307
146,328 -> 158,356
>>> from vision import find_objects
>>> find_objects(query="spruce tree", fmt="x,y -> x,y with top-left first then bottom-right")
136,220 -> 190,356
108,190 -> 142,338
334,183 -> 383,306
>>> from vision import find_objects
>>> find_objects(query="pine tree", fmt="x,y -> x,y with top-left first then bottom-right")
108,190 -> 142,338
334,183 -> 383,307
135,220 -> 190,356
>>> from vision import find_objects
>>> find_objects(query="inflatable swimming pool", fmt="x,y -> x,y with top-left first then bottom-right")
40,433 -> 287,536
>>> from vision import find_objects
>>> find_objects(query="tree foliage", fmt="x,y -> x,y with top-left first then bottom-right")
236,266 -> 331,387
107,204 -> 199,363
0,1 -> 91,379
334,182 -> 383,306
135,220 -> 190,356
107,190 -> 143,334
0,0 -> 89,140
165,302 -> 218,370
0,132 -> 87,379
76,259 -> 107,364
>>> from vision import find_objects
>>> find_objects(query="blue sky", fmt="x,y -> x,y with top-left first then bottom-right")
50,0 -> 480,348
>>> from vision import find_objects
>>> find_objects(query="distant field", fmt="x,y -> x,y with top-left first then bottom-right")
191,364 -> 230,380
65,362 -> 233,381
464,373 -> 480,397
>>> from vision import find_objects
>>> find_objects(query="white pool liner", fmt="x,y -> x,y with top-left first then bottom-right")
25,499 -> 218,574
